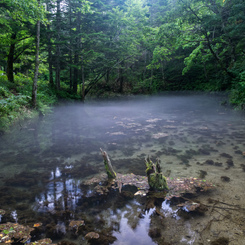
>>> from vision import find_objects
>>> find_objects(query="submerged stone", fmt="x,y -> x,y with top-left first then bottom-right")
30,238 -> 53,244
204,159 -> 214,165
226,159 -> 234,167
221,176 -> 230,182
214,162 -> 223,167
210,237 -> 229,245
177,201 -> 200,212
85,231 -> 100,240
220,153 -> 232,158
69,220 -> 84,234
240,164 -> 245,171
148,227 -> 161,238
0,222 -> 34,243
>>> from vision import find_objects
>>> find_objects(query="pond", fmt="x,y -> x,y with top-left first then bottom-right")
0,92 -> 245,244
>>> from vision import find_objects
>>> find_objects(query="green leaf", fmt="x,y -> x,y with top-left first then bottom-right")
3,229 -> 9,234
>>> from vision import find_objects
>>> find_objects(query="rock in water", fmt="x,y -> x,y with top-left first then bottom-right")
85,232 -> 100,240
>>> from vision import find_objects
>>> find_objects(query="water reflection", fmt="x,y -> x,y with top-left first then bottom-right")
0,93 -> 245,244
35,177 -> 82,214
161,200 -> 180,220
113,208 -> 157,245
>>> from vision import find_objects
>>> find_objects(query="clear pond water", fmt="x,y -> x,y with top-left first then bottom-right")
0,93 -> 245,244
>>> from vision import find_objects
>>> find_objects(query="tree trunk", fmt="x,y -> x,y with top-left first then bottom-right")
73,55 -> 78,94
203,62 -> 209,82
6,33 -> 17,83
160,60 -> 165,85
55,0 -> 61,90
47,26 -> 54,86
73,11 -> 81,94
81,58 -> 85,102
145,157 -> 169,191
32,4 -> 40,108
47,1 -> 54,86
106,69 -> 110,84
100,148 -> 117,179
69,0 -> 73,91
150,68 -> 153,90
55,52 -> 61,89
118,68 -> 124,93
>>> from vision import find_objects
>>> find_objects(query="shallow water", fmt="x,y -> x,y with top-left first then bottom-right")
1,93 -> 245,244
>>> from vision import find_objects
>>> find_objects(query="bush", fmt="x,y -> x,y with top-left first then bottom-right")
0,74 -> 58,131
229,71 -> 245,109
0,93 -> 33,131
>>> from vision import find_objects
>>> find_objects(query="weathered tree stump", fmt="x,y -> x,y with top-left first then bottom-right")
145,156 -> 169,191
100,148 -> 116,179
95,149 -> 214,201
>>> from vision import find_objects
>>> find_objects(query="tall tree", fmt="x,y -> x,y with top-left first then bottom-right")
55,0 -> 61,90
32,0 -> 41,108
0,0 -> 42,82
46,0 -> 55,86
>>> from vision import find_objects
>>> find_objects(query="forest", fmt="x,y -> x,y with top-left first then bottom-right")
0,0 -> 245,131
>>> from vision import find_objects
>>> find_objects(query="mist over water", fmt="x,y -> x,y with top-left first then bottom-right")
1,93 -> 245,244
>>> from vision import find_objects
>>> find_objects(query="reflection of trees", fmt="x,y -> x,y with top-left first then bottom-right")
33,169 -> 180,244
36,173 -> 81,214
106,195 -> 158,245
34,168 -> 83,239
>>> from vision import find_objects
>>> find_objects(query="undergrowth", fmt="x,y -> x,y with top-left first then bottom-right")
0,73 -> 57,132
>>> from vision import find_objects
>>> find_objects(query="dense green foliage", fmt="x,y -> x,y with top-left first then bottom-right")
0,0 -> 245,130
0,73 -> 57,131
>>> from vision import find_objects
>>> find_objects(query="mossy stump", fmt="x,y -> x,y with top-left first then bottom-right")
145,157 -> 169,191
100,148 -> 116,179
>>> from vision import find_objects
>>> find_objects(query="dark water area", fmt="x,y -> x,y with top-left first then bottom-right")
1,93 -> 245,244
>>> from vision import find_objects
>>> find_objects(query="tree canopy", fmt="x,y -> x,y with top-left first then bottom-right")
0,0 -> 245,109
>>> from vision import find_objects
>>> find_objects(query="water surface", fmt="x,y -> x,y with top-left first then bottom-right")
0,93 -> 245,244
